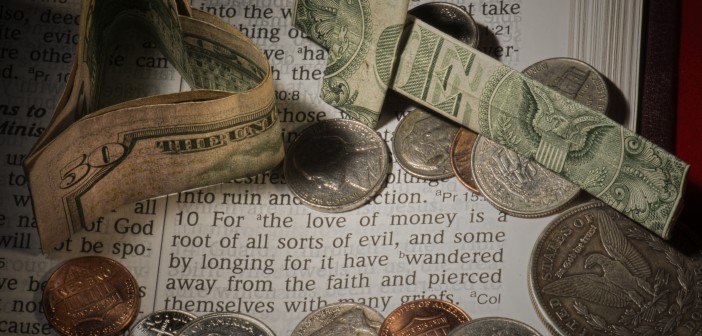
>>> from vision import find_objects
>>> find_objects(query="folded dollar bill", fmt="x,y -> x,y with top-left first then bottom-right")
24,0 -> 284,251
294,1 -> 688,239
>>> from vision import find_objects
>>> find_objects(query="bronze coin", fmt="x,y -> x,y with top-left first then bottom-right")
379,299 -> 470,336
42,256 -> 140,336
449,127 -> 480,194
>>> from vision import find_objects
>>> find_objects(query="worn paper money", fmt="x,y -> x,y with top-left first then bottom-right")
24,0 -> 284,251
294,3 -> 689,239
293,0 -> 409,127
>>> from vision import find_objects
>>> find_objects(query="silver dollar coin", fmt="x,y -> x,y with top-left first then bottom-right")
177,312 -> 275,336
291,302 -> 384,336
129,310 -> 196,336
472,58 -> 609,217
528,201 -> 702,335
471,136 -> 580,217
285,119 -> 389,212
393,108 -> 459,180
523,57 -> 609,114
447,317 -> 541,336
409,2 -> 479,47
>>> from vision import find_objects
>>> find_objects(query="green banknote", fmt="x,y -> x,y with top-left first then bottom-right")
293,0 -> 409,127
25,0 -> 284,251
294,0 -> 688,238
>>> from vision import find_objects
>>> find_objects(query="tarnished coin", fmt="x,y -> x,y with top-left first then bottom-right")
129,310 -> 196,336
471,58 -> 610,217
393,108 -> 459,180
379,299 -> 469,336
447,317 -> 541,335
409,2 -> 479,47
472,136 -> 580,217
285,119 -> 389,212
291,302 -> 384,335
450,128 -> 480,194
177,312 -> 275,336
523,57 -> 609,114
528,201 -> 702,335
42,256 -> 139,336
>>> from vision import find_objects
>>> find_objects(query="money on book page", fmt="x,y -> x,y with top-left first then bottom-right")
293,0 -> 409,127
23,0 -> 284,251
293,2 -> 689,239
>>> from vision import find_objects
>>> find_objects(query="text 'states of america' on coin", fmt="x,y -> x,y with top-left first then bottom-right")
42,256 -> 140,336
393,108 -> 459,180
177,312 -> 275,336
130,310 -> 196,336
285,119 -> 390,212
447,317 -> 542,336
528,201 -> 702,335
291,302 -> 384,336
379,299 -> 469,336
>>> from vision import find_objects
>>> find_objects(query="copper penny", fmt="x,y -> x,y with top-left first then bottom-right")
379,299 -> 470,336
449,127 -> 480,194
42,256 -> 140,336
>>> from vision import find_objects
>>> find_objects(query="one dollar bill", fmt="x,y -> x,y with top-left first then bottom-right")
24,0 -> 284,251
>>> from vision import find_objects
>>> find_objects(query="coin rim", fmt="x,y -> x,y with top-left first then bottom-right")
176,312 -> 276,336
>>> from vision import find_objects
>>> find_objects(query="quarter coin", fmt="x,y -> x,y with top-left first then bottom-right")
291,302 -> 384,335
393,108 -> 459,180
42,256 -> 140,336
528,201 -> 702,335
379,299 -> 469,336
285,119 -> 389,212
177,312 -> 275,336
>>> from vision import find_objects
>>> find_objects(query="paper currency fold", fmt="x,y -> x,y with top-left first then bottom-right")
294,2 -> 689,239
24,0 -> 284,251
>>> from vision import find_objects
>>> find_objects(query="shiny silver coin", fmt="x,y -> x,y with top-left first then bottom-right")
528,201 -> 702,335
523,57 -> 609,115
285,119 -> 389,212
393,108 -> 459,180
177,312 -> 275,336
129,310 -> 196,336
447,317 -> 541,336
409,2 -> 479,47
471,136 -> 579,217
291,302 -> 384,336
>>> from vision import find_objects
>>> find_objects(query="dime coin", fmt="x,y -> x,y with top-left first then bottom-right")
129,310 -> 196,336
379,299 -> 469,336
393,108 -> 459,180
177,312 -> 275,336
447,317 -> 542,335
285,119 -> 389,212
409,2 -> 479,47
528,201 -> 702,335
291,302 -> 384,336
42,256 -> 140,336
471,136 -> 580,217
450,128 -> 480,194
523,57 -> 609,115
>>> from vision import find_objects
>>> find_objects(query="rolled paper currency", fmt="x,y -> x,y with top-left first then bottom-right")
294,2 -> 689,239
24,0 -> 284,251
